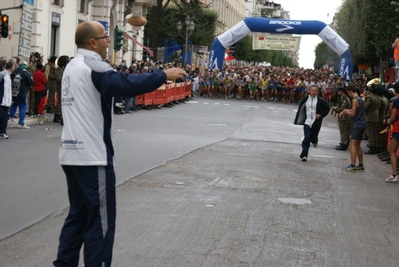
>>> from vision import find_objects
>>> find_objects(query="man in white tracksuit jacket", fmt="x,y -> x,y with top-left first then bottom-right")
54,21 -> 187,267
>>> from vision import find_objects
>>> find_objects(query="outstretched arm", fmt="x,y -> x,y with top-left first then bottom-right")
163,68 -> 188,81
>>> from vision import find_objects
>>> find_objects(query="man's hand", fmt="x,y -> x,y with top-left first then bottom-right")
163,68 -> 188,81
339,109 -> 351,117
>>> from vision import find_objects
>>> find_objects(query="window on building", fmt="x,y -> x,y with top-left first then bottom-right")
51,25 -> 58,56
80,0 -> 85,13
79,0 -> 92,15
53,0 -> 64,8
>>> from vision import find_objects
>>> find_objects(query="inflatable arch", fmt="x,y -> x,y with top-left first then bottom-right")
208,17 -> 353,80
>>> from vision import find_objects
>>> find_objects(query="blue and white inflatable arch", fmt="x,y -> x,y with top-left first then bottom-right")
208,17 -> 353,80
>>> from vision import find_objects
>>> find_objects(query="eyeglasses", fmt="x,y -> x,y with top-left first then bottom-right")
93,35 -> 109,40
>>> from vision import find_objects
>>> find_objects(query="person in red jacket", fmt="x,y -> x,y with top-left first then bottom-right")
33,63 -> 47,124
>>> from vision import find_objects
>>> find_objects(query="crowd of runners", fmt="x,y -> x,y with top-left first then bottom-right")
191,64 -> 368,105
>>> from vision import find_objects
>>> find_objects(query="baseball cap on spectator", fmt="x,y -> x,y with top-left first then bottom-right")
19,60 -> 28,70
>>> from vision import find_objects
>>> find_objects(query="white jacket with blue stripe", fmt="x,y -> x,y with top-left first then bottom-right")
59,49 -> 166,166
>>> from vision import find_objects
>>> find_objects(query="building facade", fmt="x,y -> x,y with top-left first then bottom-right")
202,0 -> 247,35
0,0 -> 297,67
250,0 -> 289,19
0,0 -> 155,64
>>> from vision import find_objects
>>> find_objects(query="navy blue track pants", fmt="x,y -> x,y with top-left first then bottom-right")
300,124 -> 320,158
54,165 -> 116,267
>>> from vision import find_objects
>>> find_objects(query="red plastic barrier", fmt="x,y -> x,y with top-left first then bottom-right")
153,85 -> 167,105
166,83 -> 175,103
143,91 -> 154,106
174,83 -> 181,101
180,82 -> 186,100
135,94 -> 144,105
135,81 -> 191,107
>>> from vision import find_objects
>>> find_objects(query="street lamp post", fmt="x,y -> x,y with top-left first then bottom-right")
177,16 -> 195,66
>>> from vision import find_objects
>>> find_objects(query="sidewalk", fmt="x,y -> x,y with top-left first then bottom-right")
7,113 -> 50,128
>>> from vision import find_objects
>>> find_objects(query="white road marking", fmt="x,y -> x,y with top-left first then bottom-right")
278,198 -> 312,205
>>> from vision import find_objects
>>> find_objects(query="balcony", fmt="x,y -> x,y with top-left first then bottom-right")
133,0 -> 157,8
258,1 -> 281,9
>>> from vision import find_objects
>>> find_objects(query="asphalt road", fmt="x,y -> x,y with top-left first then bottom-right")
0,98 -> 272,240
1,97 -> 399,267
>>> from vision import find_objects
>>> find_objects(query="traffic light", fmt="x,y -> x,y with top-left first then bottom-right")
114,26 -> 123,51
1,15 -> 9,38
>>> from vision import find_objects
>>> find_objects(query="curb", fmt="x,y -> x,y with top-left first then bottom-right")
8,114 -> 50,128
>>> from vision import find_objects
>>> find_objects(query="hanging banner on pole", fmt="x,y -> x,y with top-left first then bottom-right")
252,33 -> 301,52
225,45 -> 235,61
123,32 -> 154,57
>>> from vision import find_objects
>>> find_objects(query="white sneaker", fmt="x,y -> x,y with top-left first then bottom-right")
8,118 -> 16,122
17,124 -> 30,129
0,133 -> 9,139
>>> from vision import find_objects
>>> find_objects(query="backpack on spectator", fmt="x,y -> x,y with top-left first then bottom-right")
12,72 -> 22,97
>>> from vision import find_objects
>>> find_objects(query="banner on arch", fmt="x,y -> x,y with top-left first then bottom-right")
252,33 -> 301,52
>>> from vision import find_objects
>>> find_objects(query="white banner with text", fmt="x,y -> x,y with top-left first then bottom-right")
252,34 -> 301,52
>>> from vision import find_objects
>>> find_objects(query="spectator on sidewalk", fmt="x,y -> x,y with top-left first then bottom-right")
27,52 -> 39,116
45,55 -> 57,114
114,65 -> 126,115
392,33 -> 399,83
340,84 -> 366,172
333,86 -> 352,151
54,55 -> 70,124
53,21 -> 187,267
364,84 -> 381,154
376,86 -> 390,152
33,63 -> 47,124
376,86 -> 389,152
9,60 -> 34,129
0,59 -> 16,139
192,70 -> 199,96
123,65 -> 134,114
385,82 -> 399,183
